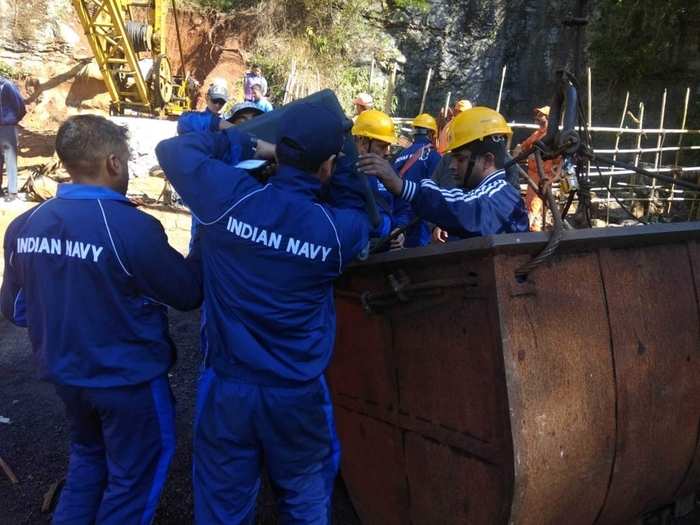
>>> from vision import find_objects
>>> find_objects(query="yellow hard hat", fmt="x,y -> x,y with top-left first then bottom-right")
412,113 -> 437,132
352,109 -> 396,144
446,106 -> 512,153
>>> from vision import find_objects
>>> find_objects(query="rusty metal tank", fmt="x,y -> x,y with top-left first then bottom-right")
328,222 -> 700,525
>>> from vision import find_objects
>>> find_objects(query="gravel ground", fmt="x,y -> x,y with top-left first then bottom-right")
0,310 -> 359,525
1,310 -> 698,525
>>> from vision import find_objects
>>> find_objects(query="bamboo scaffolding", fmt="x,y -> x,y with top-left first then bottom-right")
668,87 -> 690,213
384,62 -> 398,115
649,89 -> 668,207
605,91 -> 629,225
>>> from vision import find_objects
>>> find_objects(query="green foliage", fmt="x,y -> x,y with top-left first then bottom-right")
391,0 -> 429,10
590,0 -> 700,89
240,0 -> 401,112
190,0 -> 236,9
0,61 -> 24,80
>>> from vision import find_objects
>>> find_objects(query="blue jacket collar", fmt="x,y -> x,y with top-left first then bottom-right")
57,183 -> 131,202
271,164 -> 321,198
412,134 -> 431,146
478,169 -> 506,188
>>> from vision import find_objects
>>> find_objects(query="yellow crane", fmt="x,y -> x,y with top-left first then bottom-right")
72,0 -> 194,116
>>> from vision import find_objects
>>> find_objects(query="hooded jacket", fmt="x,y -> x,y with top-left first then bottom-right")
156,127 -> 370,385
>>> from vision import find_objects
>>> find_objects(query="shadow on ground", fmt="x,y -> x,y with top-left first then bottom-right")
0,310 -> 359,524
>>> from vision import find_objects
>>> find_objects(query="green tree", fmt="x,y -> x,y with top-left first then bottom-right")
590,0 -> 700,90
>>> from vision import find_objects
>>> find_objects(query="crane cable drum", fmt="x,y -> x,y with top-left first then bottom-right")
125,21 -> 152,53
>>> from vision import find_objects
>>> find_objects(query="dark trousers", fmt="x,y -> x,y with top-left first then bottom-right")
193,369 -> 340,524
52,375 -> 176,525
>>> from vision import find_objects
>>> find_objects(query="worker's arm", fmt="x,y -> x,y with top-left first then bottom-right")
516,128 -> 545,154
391,188 -> 412,228
398,178 -> 518,236
120,212 -> 203,311
357,153 -> 524,236
326,206 -> 371,271
325,140 -> 375,213
176,111 -> 219,135
156,128 -> 268,223
0,220 -> 27,326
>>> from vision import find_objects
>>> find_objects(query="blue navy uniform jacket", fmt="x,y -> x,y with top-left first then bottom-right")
156,129 -> 370,385
399,169 -> 529,238
393,135 -> 441,246
0,184 -> 202,387
325,144 -> 391,239
177,108 -> 221,135
0,77 -> 26,126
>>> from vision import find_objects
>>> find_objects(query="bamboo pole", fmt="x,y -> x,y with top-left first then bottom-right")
587,67 -> 592,128
633,103 -> 645,168
586,67 -> 592,180
605,91 -> 629,225
667,87 -> 690,213
593,145 -> 700,154
649,89 -> 667,208
631,102 -> 645,210
384,62 -> 398,115
418,67 -> 433,115
283,59 -> 297,104
443,91 -> 452,118
496,65 -> 507,113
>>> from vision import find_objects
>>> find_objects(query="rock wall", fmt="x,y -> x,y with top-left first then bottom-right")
387,0 -> 584,122
387,0 -> 698,131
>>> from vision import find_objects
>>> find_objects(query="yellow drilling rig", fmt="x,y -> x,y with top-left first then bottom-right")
72,0 -> 195,116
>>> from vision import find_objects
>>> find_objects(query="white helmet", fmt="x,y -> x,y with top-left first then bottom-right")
207,83 -> 229,102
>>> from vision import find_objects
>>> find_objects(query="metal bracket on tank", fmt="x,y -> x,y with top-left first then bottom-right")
338,271 -> 479,315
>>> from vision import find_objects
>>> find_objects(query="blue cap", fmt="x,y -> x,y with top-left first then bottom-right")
276,102 -> 346,172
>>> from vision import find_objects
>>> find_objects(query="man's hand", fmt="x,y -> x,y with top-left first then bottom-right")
356,154 -> 402,196
432,226 -> 448,243
255,140 -> 276,161
389,228 -> 405,250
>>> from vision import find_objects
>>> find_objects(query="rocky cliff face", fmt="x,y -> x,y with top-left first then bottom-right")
387,0 -> 583,121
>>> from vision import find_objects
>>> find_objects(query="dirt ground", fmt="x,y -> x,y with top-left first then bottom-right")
0,310 -> 360,525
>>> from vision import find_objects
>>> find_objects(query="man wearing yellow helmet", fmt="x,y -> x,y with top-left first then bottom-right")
391,113 -> 442,247
512,105 -> 559,231
351,109 -> 405,249
357,107 -> 528,239
437,99 -> 472,154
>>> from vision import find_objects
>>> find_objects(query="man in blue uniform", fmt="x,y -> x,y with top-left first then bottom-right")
156,101 -> 370,524
357,106 -> 528,239
0,115 -> 202,524
351,108 -> 407,248
177,82 -> 229,135
392,113 -> 442,247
